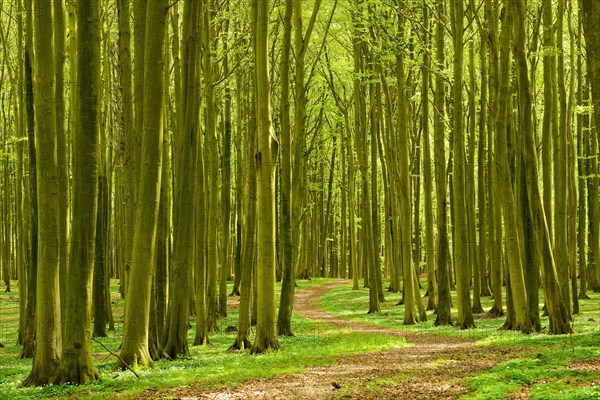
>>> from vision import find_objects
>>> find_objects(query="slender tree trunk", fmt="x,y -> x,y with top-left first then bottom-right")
542,0 -> 554,244
230,90 -> 257,350
422,1 -> 436,311
496,3 -> 530,332
576,14 -> 590,300
163,0 -> 200,359
52,0 -> 104,368
219,8 -> 233,318
485,0 -> 503,318
566,3 -> 579,314
251,0 -> 280,353
277,0 -> 294,336
478,17 -> 491,298
117,0 -> 135,300
467,9 -> 483,314
54,0 -> 69,328
93,176 -> 108,339
554,0 -> 572,319
434,0 -> 451,326
580,0 -> 600,293
18,0 -> 37,360
118,0 -> 169,369
202,0 -> 219,334
22,0 -> 62,386
450,0 -> 475,329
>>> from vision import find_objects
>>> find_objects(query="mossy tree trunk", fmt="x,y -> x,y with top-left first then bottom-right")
276,0 -> 294,336
433,0 -> 452,327
54,0 -> 69,328
163,0 -> 201,360
580,0 -> 600,293
421,1 -> 436,312
18,0 -> 37,360
251,0 -> 280,354
219,8 -> 233,318
22,0 -> 62,386
52,0 -> 103,380
230,86 -> 257,351
202,0 -> 220,334
485,0 -> 503,318
118,0 -> 169,369
496,3 -> 530,332
450,0 -> 474,329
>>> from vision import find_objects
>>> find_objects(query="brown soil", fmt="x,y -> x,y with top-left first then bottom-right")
135,280 -> 527,400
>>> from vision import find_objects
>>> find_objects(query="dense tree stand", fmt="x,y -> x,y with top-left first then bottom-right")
0,0 -> 598,387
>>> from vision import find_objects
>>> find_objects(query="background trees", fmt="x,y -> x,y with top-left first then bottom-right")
0,0 -> 598,385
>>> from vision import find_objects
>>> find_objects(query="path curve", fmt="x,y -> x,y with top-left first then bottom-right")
150,280 -> 520,399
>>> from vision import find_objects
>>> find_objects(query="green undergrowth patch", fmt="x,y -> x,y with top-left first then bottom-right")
463,349 -> 600,399
320,279 -> 600,399
0,278 -> 404,399
320,280 -> 600,342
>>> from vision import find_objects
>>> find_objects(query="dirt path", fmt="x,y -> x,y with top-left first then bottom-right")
157,280 -> 521,400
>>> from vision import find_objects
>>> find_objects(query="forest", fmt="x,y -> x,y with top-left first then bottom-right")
0,0 -> 599,398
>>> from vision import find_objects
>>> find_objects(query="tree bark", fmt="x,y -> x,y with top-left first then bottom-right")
22,0 -> 62,386
251,0 -> 280,353
118,0 -> 169,369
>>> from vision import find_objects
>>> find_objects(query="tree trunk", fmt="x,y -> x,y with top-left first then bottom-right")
118,0 -> 169,369
485,0 -> 503,318
22,0 -> 62,386
434,0 -> 452,326
496,3 -> 530,332
163,0 -> 201,360
230,87 -> 257,350
18,0 -> 37,360
422,1 -> 436,311
93,176 -> 108,339
580,0 -> 600,293
554,0 -> 572,319
450,0 -> 475,329
219,9 -> 233,318
277,0 -> 294,336
54,0 -> 70,329
251,0 -> 279,353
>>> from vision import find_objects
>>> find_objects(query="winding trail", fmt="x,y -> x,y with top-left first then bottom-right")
153,280 -> 521,399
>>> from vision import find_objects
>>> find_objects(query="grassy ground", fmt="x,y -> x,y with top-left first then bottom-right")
0,278 -> 403,400
1,277 -> 598,399
320,280 -> 600,399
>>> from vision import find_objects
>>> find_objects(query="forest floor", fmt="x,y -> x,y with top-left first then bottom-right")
1,279 -> 598,399
150,281 -> 531,399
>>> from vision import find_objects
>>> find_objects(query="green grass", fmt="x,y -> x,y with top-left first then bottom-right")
0,278 -> 404,399
319,279 -> 600,399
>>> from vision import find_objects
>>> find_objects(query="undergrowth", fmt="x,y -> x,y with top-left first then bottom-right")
320,280 -> 600,399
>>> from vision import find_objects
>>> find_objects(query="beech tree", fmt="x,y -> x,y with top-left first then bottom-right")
51,0 -> 102,384
251,0 -> 280,354
118,0 -> 169,369
22,0 -> 62,386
